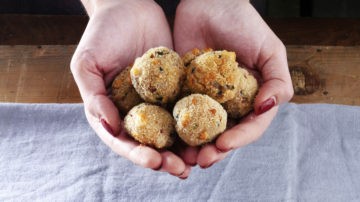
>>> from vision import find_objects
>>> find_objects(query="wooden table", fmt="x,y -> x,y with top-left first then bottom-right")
0,15 -> 359,105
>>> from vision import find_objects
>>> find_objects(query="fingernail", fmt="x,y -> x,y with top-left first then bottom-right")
256,97 -> 276,115
216,147 -> 231,153
172,170 -> 185,177
179,176 -> 188,180
100,118 -> 114,135
201,163 -> 214,169
152,163 -> 162,171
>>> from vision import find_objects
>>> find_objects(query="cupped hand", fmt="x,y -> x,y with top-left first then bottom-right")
71,0 -> 190,178
174,0 -> 294,168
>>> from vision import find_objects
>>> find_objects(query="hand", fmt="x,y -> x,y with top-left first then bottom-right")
71,0 -> 191,179
174,0 -> 294,168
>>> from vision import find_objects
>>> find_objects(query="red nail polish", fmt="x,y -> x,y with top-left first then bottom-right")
100,118 -> 114,135
256,97 -> 276,115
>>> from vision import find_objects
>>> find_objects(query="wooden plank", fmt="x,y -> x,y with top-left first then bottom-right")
0,45 -> 80,103
0,15 -> 359,104
288,46 -> 360,105
0,45 -> 359,105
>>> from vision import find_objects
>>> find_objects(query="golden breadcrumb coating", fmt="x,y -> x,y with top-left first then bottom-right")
223,68 -> 258,119
131,46 -> 185,105
185,50 -> 241,103
112,66 -> 143,114
125,103 -> 175,149
173,94 -> 227,146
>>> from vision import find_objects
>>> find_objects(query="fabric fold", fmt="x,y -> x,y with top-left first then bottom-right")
0,103 -> 359,201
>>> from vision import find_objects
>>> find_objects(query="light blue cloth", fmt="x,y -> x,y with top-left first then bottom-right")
0,103 -> 359,201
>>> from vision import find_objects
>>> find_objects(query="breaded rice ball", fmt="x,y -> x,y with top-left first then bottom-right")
182,48 -> 213,67
185,50 -> 241,103
124,103 -> 175,149
130,46 -> 185,105
180,48 -> 213,97
173,94 -> 227,146
111,66 -> 143,114
223,68 -> 259,119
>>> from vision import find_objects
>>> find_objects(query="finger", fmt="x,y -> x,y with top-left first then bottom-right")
159,151 -> 187,177
254,42 -> 294,115
71,55 -> 122,135
178,165 -> 192,180
216,107 -> 278,152
204,3 -> 293,115
181,146 -> 199,166
71,55 -> 163,170
172,142 -> 199,166
197,144 -> 230,169
91,116 -> 162,169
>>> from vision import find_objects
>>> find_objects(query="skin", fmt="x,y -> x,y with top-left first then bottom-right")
71,0 -> 293,178
71,0 -> 190,179
174,0 -> 293,168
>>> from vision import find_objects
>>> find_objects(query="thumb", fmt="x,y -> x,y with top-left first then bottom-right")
70,53 -> 121,135
254,44 -> 294,115
71,53 -> 165,170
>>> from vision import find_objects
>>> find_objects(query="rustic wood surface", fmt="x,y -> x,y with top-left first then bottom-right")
0,45 -> 79,103
1,45 -> 359,105
0,15 -> 359,105
288,46 -> 360,105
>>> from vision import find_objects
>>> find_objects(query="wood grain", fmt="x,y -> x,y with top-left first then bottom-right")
0,45 -> 80,103
0,45 -> 359,105
288,46 -> 360,105
0,15 -> 359,105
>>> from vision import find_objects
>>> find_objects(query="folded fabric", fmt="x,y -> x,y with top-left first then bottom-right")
0,103 -> 359,201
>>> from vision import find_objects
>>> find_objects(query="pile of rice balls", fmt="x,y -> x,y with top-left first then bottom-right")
111,47 -> 258,149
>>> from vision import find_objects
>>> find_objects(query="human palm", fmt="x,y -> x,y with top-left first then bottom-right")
72,0 -> 293,177
71,0 -> 191,178
174,0 -> 294,168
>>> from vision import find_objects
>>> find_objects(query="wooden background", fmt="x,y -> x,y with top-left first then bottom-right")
0,15 -> 359,105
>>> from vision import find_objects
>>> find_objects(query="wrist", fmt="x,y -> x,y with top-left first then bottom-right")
81,0 -> 122,17
82,0 -> 155,17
